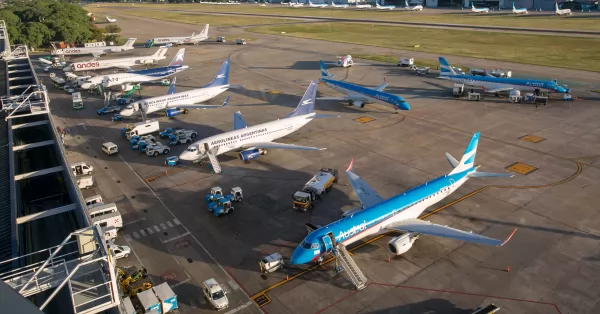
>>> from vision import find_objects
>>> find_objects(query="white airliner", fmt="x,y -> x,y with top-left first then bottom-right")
555,2 -> 572,15
52,39 -> 136,58
119,59 -> 231,118
63,47 -> 168,72
512,2 -> 527,14
179,80 -> 333,173
106,16 -> 117,23
470,3 -> 490,13
290,1 -> 305,7
308,0 -> 328,7
375,0 -> 395,10
405,0 -> 423,11
79,48 -> 188,90
329,0 -> 349,8
150,24 -> 210,46
355,2 -> 373,8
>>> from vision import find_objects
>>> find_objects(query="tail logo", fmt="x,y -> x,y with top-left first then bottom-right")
216,74 -> 225,79
301,99 -> 313,106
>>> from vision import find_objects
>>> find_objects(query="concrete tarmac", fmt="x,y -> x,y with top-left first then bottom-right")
45,15 -> 600,314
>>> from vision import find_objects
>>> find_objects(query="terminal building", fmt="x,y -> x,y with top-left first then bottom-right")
0,20 -> 121,314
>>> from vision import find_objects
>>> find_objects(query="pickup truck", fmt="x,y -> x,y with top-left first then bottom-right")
146,143 -> 171,157
97,105 -> 121,115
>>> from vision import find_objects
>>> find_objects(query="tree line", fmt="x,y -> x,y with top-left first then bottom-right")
0,0 -> 117,49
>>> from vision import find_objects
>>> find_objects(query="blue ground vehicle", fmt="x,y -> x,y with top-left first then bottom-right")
97,105 -> 121,115
204,187 -> 243,217
159,127 -> 184,139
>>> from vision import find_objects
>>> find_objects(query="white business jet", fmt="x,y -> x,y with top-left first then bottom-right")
329,0 -> 349,8
64,47 -> 168,72
106,16 -> 117,23
179,80 -> 334,173
512,2 -> 527,14
405,0 -> 423,11
150,24 -> 210,46
119,59 -> 231,118
470,3 -> 490,13
555,2 -> 572,15
52,38 -> 136,58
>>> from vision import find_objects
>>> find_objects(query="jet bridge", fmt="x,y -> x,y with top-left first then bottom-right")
0,225 -> 121,314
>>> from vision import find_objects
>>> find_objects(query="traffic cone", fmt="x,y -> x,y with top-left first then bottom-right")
286,275 -> 289,280
506,266 -> 510,273
387,256 -> 391,263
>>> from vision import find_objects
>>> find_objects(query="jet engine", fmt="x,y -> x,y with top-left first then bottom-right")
165,108 -> 188,118
121,84 -> 135,91
350,100 -> 365,108
239,149 -> 261,161
387,233 -> 419,255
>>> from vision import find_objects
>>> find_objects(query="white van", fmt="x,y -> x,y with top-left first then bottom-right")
91,211 -> 123,230
71,162 -> 94,176
77,176 -> 94,189
102,226 -> 118,242
123,120 -> 160,140
86,202 -> 118,219
84,195 -> 103,206
102,142 -> 119,156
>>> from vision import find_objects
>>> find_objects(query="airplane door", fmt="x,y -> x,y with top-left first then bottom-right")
321,235 -> 333,252
202,143 -> 209,154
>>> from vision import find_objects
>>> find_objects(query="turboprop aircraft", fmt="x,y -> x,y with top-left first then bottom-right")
290,133 -> 517,276
106,16 -> 117,23
150,24 -> 210,46
470,3 -> 490,13
317,60 -> 410,112
63,47 -> 168,72
52,38 -> 136,58
512,2 -> 528,14
119,59 -> 231,118
405,0 -> 423,10
179,80 -> 334,173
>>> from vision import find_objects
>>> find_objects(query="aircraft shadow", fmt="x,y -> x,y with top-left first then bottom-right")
366,299 -> 475,314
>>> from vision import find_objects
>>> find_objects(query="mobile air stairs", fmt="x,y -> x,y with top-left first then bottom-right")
323,233 -> 368,290
0,225 -> 121,314
194,143 -> 222,174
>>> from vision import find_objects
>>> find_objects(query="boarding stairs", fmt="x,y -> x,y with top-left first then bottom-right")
207,148 -> 222,174
335,243 -> 367,290
1,84 -> 49,120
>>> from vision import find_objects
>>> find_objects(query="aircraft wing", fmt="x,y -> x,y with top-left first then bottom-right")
241,142 -> 326,151
233,111 -> 248,130
167,96 -> 229,110
484,85 -> 514,93
92,52 -> 102,58
385,218 -> 517,247
345,158 -> 386,210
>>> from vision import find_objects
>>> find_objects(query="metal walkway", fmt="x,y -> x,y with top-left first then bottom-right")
335,243 -> 367,290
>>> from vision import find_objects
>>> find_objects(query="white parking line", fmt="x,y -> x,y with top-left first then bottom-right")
146,227 -> 154,234
160,223 -> 167,230
154,225 -> 161,232
228,280 -> 240,291
170,278 -> 191,289
160,231 -> 191,244
124,234 -> 132,242
133,232 -> 140,239
123,217 -> 146,226
223,301 -> 253,314
167,221 -> 174,228
173,218 -> 181,225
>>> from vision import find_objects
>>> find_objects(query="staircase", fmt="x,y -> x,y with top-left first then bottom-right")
206,148 -> 222,174
335,244 -> 367,290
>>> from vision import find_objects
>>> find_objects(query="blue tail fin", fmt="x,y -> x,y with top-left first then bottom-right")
438,57 -> 457,76
449,132 -> 479,174
168,48 -> 185,67
167,77 -> 177,95
205,59 -> 230,87
285,80 -> 317,119
319,60 -> 334,79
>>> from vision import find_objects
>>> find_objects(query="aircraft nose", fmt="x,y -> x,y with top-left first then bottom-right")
119,109 -> 130,117
290,247 -> 309,265
178,151 -> 193,161
397,101 -> 411,111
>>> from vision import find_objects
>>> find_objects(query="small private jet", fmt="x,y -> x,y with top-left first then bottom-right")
470,3 -> 490,13
405,0 -> 423,11
512,2 -> 528,14
290,1 -> 305,7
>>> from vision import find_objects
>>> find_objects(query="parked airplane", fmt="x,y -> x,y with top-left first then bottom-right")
512,2 -> 528,14
375,0 -> 396,10
555,2 -> 572,15
470,3 -> 490,13
355,2 -> 372,8
290,1 -> 305,7
79,48 -> 188,90
438,57 -> 570,94
308,0 -> 329,7
179,80 -> 332,173
150,24 -> 210,46
329,0 -> 349,8
405,0 -> 423,10
63,47 -> 169,72
106,16 -> 117,23
52,38 -> 136,58
119,59 -> 230,118
317,60 -> 410,112
290,133 -> 517,268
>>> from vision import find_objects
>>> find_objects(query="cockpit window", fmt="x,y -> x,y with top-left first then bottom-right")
186,148 -> 197,152
125,105 -> 132,109
311,243 -> 320,249
300,240 -> 312,249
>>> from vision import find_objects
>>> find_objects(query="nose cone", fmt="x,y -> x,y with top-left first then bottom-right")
81,84 -> 90,90
290,247 -> 311,265
179,149 -> 196,161
396,100 -> 411,111
178,65 -> 190,71
119,109 -> 132,117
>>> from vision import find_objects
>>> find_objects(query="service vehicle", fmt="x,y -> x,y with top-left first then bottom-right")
159,127 -> 185,138
398,57 -> 414,67
236,38 -> 246,45
77,176 -> 94,189
102,226 -> 117,242
416,66 -> 430,76
137,140 -> 158,153
165,156 -> 179,167
121,120 -> 160,139
153,282 -> 179,313
202,278 -> 229,310
72,92 -> 84,110
228,187 -> 243,202
168,133 -> 192,146
216,36 -> 226,43
207,196 -> 234,217
259,253 -> 284,273
165,107 -> 189,118
50,73 -> 66,87
84,195 -> 103,207
146,143 -> 171,157
97,105 -> 121,115
71,162 -> 94,176
86,202 -> 119,219
337,55 -> 354,67
468,92 -> 481,101
101,142 -> 119,155
453,83 -> 465,97
292,168 -> 338,211
110,245 -> 131,260
91,211 -> 123,230
130,134 -> 156,149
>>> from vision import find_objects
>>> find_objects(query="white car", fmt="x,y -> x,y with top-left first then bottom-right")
111,245 -> 131,259
202,278 -> 229,310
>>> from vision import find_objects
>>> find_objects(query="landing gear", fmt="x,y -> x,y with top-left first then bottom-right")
260,149 -> 268,155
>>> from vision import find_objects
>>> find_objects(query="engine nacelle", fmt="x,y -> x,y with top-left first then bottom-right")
165,108 -> 188,118
351,100 -> 365,108
239,148 -> 261,161
387,233 -> 419,256
140,59 -> 154,65
121,84 -> 135,91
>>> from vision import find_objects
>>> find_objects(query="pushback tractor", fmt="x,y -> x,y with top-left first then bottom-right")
293,168 -> 338,211
204,186 -> 243,217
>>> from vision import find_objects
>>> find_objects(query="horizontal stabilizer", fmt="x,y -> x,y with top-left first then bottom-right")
310,114 -> 340,119
469,171 -> 514,178
445,152 -> 459,168
316,97 -> 348,101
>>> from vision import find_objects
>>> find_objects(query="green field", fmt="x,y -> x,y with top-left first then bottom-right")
90,3 -> 600,31
248,23 -> 600,72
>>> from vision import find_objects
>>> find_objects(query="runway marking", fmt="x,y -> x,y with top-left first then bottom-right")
224,301 -> 253,314
173,218 -> 181,225
124,234 -> 132,242
249,161 -> 583,308
140,229 -> 147,237
146,227 -> 154,234
161,231 -> 191,244
154,225 -> 161,232
228,279 -> 240,291
133,232 -> 140,239
123,217 -> 146,226
170,278 -> 191,289
167,221 -> 174,228
160,223 -> 168,230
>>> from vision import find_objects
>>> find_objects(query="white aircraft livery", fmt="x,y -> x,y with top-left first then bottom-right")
119,59 -> 231,117
106,16 -> 117,23
52,39 -> 136,57
179,80 -> 334,173
555,2 -> 572,15
405,0 -> 423,10
150,24 -> 210,45
64,47 -> 169,72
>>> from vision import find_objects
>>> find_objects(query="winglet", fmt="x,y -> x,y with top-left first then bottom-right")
221,96 -> 230,107
500,228 -> 518,246
346,158 -> 354,172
